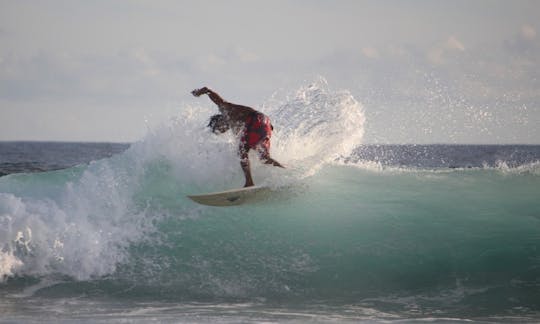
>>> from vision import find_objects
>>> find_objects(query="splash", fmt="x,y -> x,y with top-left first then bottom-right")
264,77 -> 365,179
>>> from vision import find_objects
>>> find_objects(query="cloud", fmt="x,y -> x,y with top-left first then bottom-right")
0,50 -> 194,103
445,36 -> 465,51
427,48 -> 445,65
521,25 -> 537,40
132,48 -> 160,77
361,46 -> 380,59
194,46 -> 261,72
427,36 -> 465,65
503,25 -> 540,59
234,47 -> 259,63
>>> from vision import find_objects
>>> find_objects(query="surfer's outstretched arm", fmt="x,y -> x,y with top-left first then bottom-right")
192,87 -> 226,107
191,87 -> 255,117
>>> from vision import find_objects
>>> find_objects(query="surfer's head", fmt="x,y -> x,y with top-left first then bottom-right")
207,114 -> 229,134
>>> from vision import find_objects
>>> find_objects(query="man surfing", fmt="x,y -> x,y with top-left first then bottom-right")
192,87 -> 284,187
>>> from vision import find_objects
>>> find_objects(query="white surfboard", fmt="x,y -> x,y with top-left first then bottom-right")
187,186 -> 272,206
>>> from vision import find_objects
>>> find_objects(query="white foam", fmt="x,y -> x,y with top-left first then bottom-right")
335,156 -> 540,176
493,160 -> 540,175
0,152 -> 159,281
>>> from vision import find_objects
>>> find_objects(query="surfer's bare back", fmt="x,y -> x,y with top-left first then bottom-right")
192,87 -> 284,187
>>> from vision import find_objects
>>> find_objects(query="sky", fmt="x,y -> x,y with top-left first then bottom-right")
1,0 -> 539,144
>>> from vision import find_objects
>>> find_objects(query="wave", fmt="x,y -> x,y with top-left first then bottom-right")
0,78 -> 365,282
337,158 -> 540,176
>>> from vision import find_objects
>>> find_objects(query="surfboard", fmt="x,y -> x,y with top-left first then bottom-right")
187,186 -> 272,206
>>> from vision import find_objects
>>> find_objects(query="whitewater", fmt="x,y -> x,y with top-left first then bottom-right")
1,81 -> 540,323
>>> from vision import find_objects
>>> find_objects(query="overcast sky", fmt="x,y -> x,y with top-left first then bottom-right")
1,0 -> 539,143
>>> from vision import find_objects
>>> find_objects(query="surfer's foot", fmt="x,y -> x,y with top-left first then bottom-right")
262,157 -> 285,168
244,182 -> 255,187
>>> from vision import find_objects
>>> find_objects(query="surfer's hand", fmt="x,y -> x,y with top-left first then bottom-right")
191,87 -> 209,97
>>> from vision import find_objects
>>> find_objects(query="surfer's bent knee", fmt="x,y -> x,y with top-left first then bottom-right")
240,156 -> 249,167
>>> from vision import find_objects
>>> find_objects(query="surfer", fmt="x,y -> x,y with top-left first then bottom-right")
192,87 -> 284,187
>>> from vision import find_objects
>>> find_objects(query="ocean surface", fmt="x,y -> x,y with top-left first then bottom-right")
1,83 -> 540,323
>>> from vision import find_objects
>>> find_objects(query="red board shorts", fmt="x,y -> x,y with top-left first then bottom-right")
239,112 -> 273,159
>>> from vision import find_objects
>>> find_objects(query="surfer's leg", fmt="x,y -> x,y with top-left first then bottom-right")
239,144 -> 255,187
257,140 -> 285,168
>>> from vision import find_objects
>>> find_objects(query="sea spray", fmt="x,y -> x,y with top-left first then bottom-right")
268,77 -> 365,175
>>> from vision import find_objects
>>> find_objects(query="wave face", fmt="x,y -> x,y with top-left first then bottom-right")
1,80 -> 540,318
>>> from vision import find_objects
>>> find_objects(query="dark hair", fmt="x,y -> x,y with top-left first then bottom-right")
207,114 -> 230,134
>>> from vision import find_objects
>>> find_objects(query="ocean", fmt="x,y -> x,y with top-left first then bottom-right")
1,83 -> 540,323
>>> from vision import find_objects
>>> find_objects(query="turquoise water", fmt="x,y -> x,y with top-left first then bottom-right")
2,164 -> 539,322
1,82 -> 540,322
